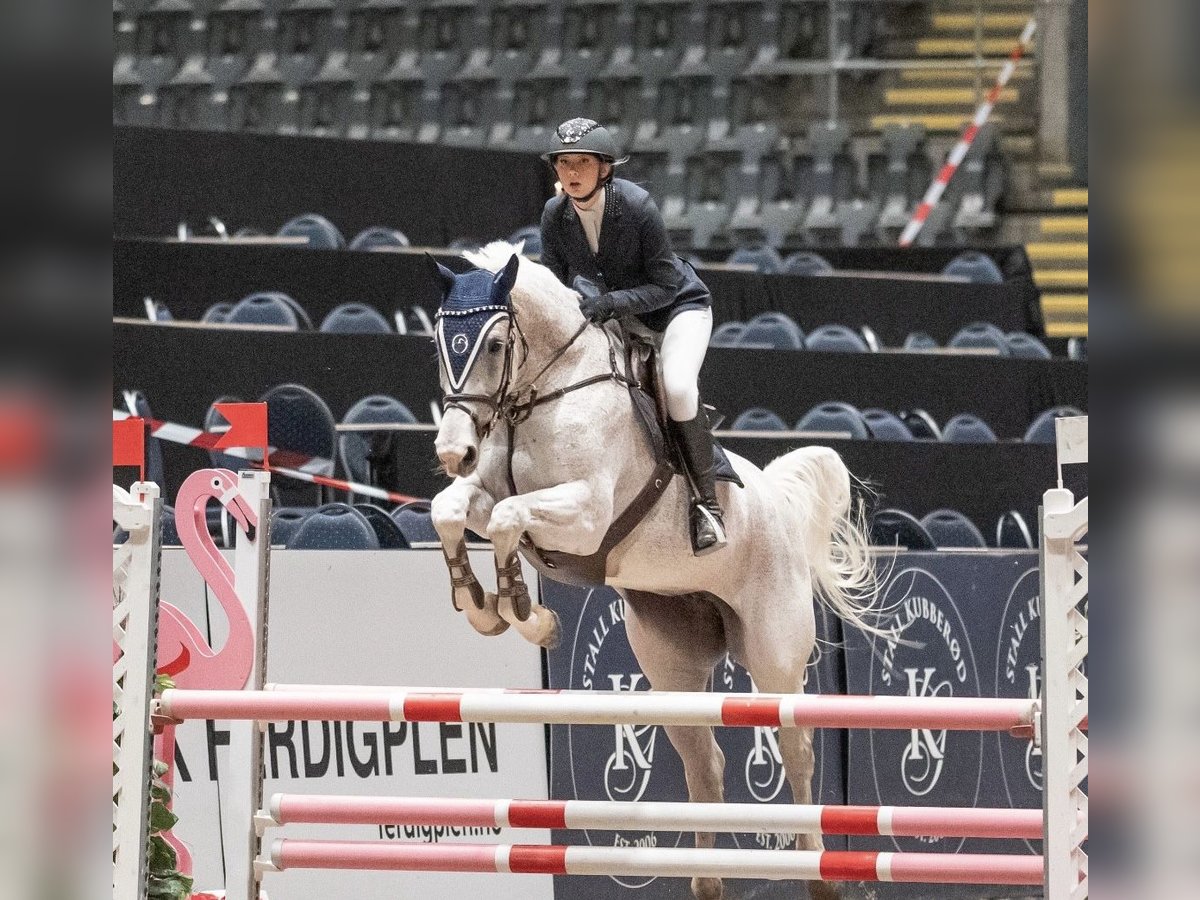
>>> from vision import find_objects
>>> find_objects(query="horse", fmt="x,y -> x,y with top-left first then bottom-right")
428,241 -> 879,900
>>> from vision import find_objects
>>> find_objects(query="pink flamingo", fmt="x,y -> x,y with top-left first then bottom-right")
154,469 -> 258,877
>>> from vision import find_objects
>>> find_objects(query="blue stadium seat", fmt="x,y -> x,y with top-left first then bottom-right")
1005,332 -> 1052,359
948,321 -> 1010,355
391,501 -> 440,545
863,409 -> 915,441
902,330 -> 939,351
921,509 -> 988,549
278,213 -> 346,249
160,505 -> 181,547
870,509 -> 936,550
725,244 -> 783,273
942,250 -> 1004,285
289,503 -> 380,550
899,408 -> 942,441
349,226 -> 411,251
228,292 -> 303,329
730,407 -> 788,432
737,311 -> 804,349
269,507 -> 315,548
201,302 -> 235,324
354,503 -> 409,549
796,402 -> 870,439
995,510 -> 1034,549
805,324 -> 869,353
780,250 -> 834,277
508,225 -> 543,255
338,394 -> 417,495
1024,406 -> 1085,444
942,413 -> 999,444
320,303 -> 393,334
260,383 -> 337,504
147,299 -> 174,322
710,321 -> 746,347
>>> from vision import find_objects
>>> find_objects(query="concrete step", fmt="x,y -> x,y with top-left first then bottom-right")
1044,321 -> 1088,338
913,37 -> 1029,56
1027,241 -> 1088,262
898,67 -> 1033,83
870,112 -> 1010,133
1051,187 -> 1089,208
932,13 -> 1031,32
1034,269 -> 1089,289
1039,216 -> 1088,236
884,86 -> 1020,106
1040,294 -> 1089,316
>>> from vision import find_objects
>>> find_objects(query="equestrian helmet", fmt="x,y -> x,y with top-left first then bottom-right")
541,118 -> 629,165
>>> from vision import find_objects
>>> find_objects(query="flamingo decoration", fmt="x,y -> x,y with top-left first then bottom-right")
153,469 -> 258,878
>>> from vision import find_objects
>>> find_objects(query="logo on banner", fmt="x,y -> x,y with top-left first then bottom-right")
869,567 -> 983,852
603,673 -> 657,802
716,657 -> 787,804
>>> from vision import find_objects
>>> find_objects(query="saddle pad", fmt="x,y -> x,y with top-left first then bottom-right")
628,385 -> 743,488
712,442 -> 743,486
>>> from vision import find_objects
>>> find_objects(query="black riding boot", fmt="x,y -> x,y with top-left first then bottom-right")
674,411 -> 727,556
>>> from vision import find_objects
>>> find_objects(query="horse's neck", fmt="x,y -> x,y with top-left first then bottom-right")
510,291 -> 600,391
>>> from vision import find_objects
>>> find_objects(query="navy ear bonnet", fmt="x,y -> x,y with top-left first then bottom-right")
430,254 -> 520,390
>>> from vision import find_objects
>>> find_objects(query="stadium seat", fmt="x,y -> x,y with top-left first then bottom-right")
289,503 -> 380,550
201,302 -> 234,324
508,224 -> 543,255
805,324 -> 869,353
278,213 -> 346,249
726,244 -> 783,273
863,409 -> 915,441
1024,406 -> 1085,444
941,413 -> 999,444
391,501 -> 440,544
737,311 -> 804,349
710,321 -> 746,347
160,505 -> 181,547
995,510 -> 1034,549
354,503 -> 409,549
730,407 -> 788,432
921,509 -> 988,549
948,321 -> 1010,355
260,383 -> 337,504
338,394 -> 417,497
269,507 -> 314,548
320,303 -> 393,334
902,330 -> 939,351
796,402 -> 870,439
1005,332 -> 1052,359
870,509 -> 936,550
942,251 -> 1004,285
227,292 -> 303,329
871,123 -> 930,238
781,250 -> 833,277
899,408 -> 942,441
349,226 -> 410,251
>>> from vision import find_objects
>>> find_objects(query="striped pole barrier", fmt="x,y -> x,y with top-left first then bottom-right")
897,17 -> 1038,247
259,841 -> 1044,886
262,795 -> 1045,840
157,688 -> 1038,733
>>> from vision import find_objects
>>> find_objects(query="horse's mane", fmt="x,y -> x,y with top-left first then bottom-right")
461,240 -> 578,313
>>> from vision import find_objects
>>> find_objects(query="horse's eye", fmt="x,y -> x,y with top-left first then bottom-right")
488,339 -> 503,353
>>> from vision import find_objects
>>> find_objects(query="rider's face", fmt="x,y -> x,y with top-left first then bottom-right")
554,154 -> 611,200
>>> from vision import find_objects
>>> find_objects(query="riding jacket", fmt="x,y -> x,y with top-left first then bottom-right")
539,178 -> 711,333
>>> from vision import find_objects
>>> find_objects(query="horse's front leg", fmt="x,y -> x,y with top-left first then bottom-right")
431,475 -> 508,636
488,478 -> 612,648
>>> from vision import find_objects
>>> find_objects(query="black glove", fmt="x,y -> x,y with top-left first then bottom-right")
579,292 -> 619,323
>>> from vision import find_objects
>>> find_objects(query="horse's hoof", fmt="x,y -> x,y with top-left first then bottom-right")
691,876 -> 723,900
532,607 -> 561,649
807,879 -> 840,900
466,593 -> 510,636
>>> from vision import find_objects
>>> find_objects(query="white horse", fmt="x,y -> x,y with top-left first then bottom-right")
429,242 -> 878,900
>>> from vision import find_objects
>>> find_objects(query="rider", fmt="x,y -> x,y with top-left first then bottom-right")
538,117 -> 726,556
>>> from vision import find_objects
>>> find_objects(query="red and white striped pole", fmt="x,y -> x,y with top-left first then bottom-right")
898,18 -> 1037,247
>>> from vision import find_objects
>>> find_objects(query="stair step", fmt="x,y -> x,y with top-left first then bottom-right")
915,37 -> 1028,56
1034,269 -> 1089,288
1051,187 -> 1089,208
899,67 -> 1033,83
1039,216 -> 1088,236
1027,242 -> 1088,262
870,112 -> 1007,133
884,86 -> 1020,106
1044,321 -> 1089,338
932,13 -> 1031,32
1041,294 -> 1089,315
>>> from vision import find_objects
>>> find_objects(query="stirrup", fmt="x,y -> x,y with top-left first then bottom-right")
690,502 -> 727,557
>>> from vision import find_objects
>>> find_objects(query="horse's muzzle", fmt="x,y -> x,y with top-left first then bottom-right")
437,442 -> 477,478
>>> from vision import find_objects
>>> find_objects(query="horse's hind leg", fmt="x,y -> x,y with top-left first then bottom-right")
623,590 -> 728,900
431,476 -> 507,636
738,589 -> 841,900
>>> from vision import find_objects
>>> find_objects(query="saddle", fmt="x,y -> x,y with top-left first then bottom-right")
517,284 -> 741,587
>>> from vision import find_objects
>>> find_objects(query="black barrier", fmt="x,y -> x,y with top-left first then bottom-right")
114,127 -> 552,245
114,237 -> 1038,345
541,550 -> 1046,900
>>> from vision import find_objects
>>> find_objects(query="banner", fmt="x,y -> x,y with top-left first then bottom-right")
163,548 -> 552,900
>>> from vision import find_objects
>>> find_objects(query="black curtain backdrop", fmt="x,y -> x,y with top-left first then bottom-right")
115,237 -> 1042,345
113,127 -> 553,245
114,321 -> 1087,527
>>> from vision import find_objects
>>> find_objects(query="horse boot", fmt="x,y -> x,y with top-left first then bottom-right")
674,410 -> 727,556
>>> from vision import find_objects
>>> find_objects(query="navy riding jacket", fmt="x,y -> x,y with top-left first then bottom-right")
539,178 -> 711,332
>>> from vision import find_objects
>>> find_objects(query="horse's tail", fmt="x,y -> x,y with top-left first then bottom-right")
763,446 -> 887,638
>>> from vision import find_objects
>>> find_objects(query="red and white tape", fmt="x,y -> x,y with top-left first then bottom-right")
111,409 -> 423,505
898,18 -> 1037,247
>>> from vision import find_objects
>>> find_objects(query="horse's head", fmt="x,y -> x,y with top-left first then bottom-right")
428,252 -> 521,477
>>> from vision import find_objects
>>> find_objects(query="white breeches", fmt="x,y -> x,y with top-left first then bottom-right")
658,307 -> 713,422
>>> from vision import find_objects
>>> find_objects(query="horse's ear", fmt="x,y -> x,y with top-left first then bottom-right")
494,253 -> 520,296
424,253 -> 458,296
